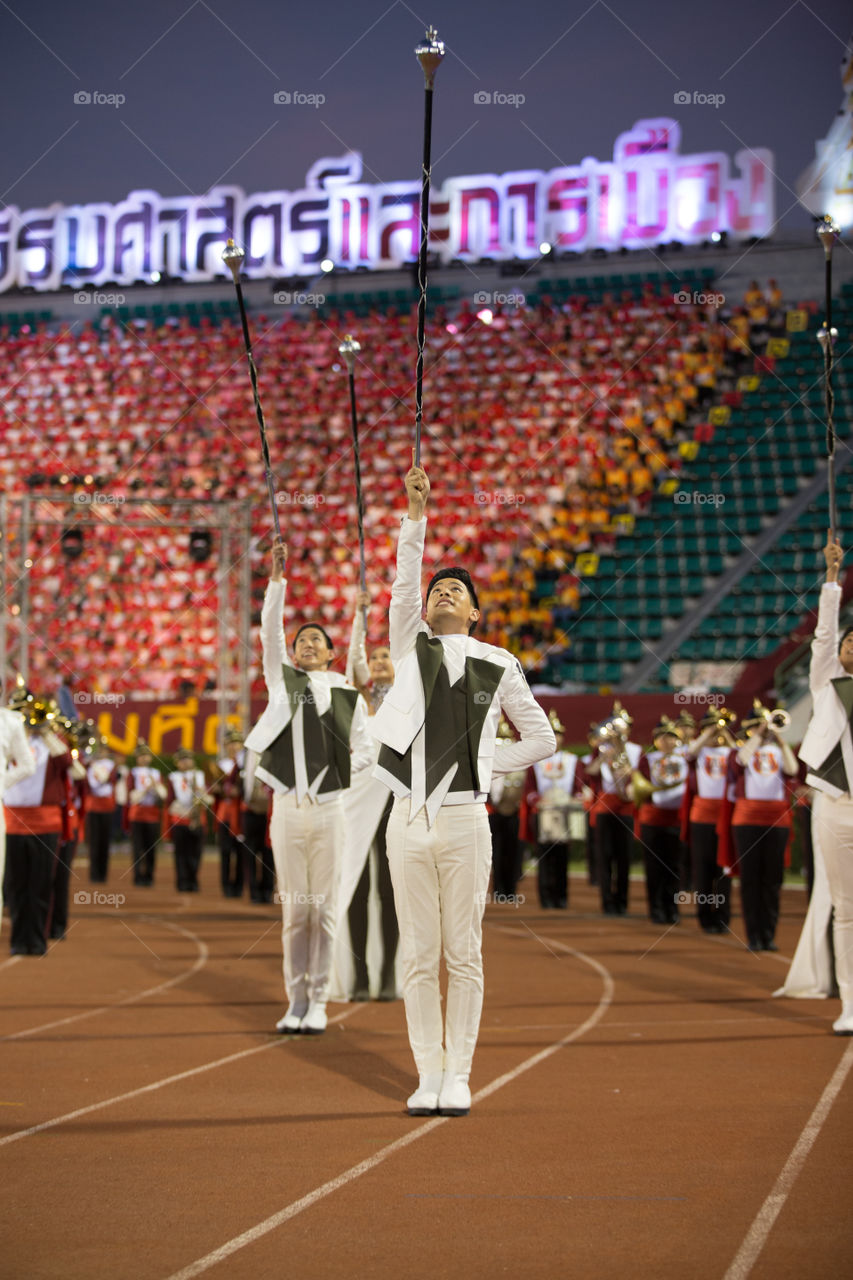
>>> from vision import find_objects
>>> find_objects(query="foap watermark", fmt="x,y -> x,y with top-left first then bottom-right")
273,90 -> 325,108
674,691 -> 725,707
72,491 -> 125,507
675,890 -> 726,908
74,291 -> 126,307
74,890 -> 126,907
672,490 -> 725,507
473,290 -> 526,308
475,490 -> 526,507
73,90 -> 126,108
473,90 -> 525,108
273,290 -> 325,307
673,289 -> 725,308
275,490 -> 325,508
477,891 -> 526,907
273,891 -> 326,906
673,89 -> 725,109
74,691 -> 126,706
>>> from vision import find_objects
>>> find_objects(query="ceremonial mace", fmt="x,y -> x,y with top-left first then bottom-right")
222,239 -> 283,545
339,334 -> 368,631
816,215 -> 841,541
413,26 -> 446,467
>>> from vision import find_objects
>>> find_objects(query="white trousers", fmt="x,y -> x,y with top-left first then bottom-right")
386,798 -> 492,1079
812,791 -> 853,1006
270,793 -> 343,1007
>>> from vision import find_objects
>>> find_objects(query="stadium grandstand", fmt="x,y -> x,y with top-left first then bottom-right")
1,236 -> 851,737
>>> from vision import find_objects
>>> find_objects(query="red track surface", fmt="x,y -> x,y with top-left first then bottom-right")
2,855 -> 850,1280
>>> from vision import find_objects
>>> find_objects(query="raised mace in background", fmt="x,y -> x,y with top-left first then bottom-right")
222,239 -> 283,548
413,26 -> 445,467
339,334 -> 368,631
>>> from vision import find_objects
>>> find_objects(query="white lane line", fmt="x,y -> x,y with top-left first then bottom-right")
1,917 -> 209,1041
0,955 -> 23,972
162,942 -> 614,1280
0,1005 -> 363,1148
723,1036 -> 853,1279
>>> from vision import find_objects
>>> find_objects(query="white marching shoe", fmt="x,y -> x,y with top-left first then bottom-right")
832,1002 -> 853,1035
275,1002 -> 307,1034
300,1002 -> 328,1035
438,1073 -> 471,1117
406,1072 -> 444,1116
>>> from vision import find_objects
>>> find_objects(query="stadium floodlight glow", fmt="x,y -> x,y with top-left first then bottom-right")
150,271 -> 161,283
320,258 -> 334,273
477,308 -> 494,325
539,241 -> 552,255
710,231 -> 721,243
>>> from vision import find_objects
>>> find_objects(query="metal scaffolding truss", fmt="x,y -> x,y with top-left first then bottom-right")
0,494 -> 253,746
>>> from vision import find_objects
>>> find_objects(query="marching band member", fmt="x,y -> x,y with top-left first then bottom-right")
586,704 -> 642,916
528,710 -> 582,909
798,533 -> 853,1032
3,694 -> 74,956
369,461 -> 555,1117
122,741 -> 167,886
166,747 -> 207,894
244,538 -> 373,1036
209,729 -> 247,898
489,718 -> 528,905
85,739 -> 119,883
0,699 -> 36,939
728,701 -> 798,952
633,716 -> 688,925
242,772 -> 274,904
683,708 -> 737,934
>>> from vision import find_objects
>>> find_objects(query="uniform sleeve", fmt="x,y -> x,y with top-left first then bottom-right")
810,583 -> 842,693
260,579 -> 292,692
346,605 -> 370,688
389,517 -> 428,663
493,661 -> 556,774
3,717 -> 36,793
348,694 -> 375,775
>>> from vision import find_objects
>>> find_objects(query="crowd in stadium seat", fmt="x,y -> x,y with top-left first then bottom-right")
0,282 -> 734,693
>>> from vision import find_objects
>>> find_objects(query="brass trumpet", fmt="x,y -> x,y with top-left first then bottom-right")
741,699 -> 790,734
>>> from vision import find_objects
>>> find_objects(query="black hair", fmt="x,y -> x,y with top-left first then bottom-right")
294,622 -> 334,652
839,624 -> 853,654
426,567 -> 480,634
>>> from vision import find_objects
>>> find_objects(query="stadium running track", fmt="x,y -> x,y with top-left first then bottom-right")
1,856 -> 850,1280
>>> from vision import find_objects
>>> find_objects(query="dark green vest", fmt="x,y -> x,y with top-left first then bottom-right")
377,633 -> 505,797
811,676 -> 853,792
260,666 -> 358,795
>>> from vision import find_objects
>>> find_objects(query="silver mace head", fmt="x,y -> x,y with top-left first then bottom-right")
817,325 -> 839,352
338,334 -> 361,375
416,26 -> 445,89
222,238 -> 246,284
816,215 -> 841,259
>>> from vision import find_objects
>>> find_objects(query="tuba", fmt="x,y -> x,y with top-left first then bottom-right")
590,702 -> 634,799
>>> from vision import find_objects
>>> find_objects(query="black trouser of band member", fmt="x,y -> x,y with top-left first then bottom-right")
733,823 -> 786,948
5,832 -> 57,954
173,825 -> 202,892
489,811 -> 523,900
242,810 -> 275,902
596,812 -> 634,912
87,811 -> 113,881
640,823 -> 681,922
219,823 -> 245,895
689,822 -> 732,930
131,821 -> 160,884
536,839 -> 569,908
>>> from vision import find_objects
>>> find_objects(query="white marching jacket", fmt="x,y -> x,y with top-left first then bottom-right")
799,583 -> 853,797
